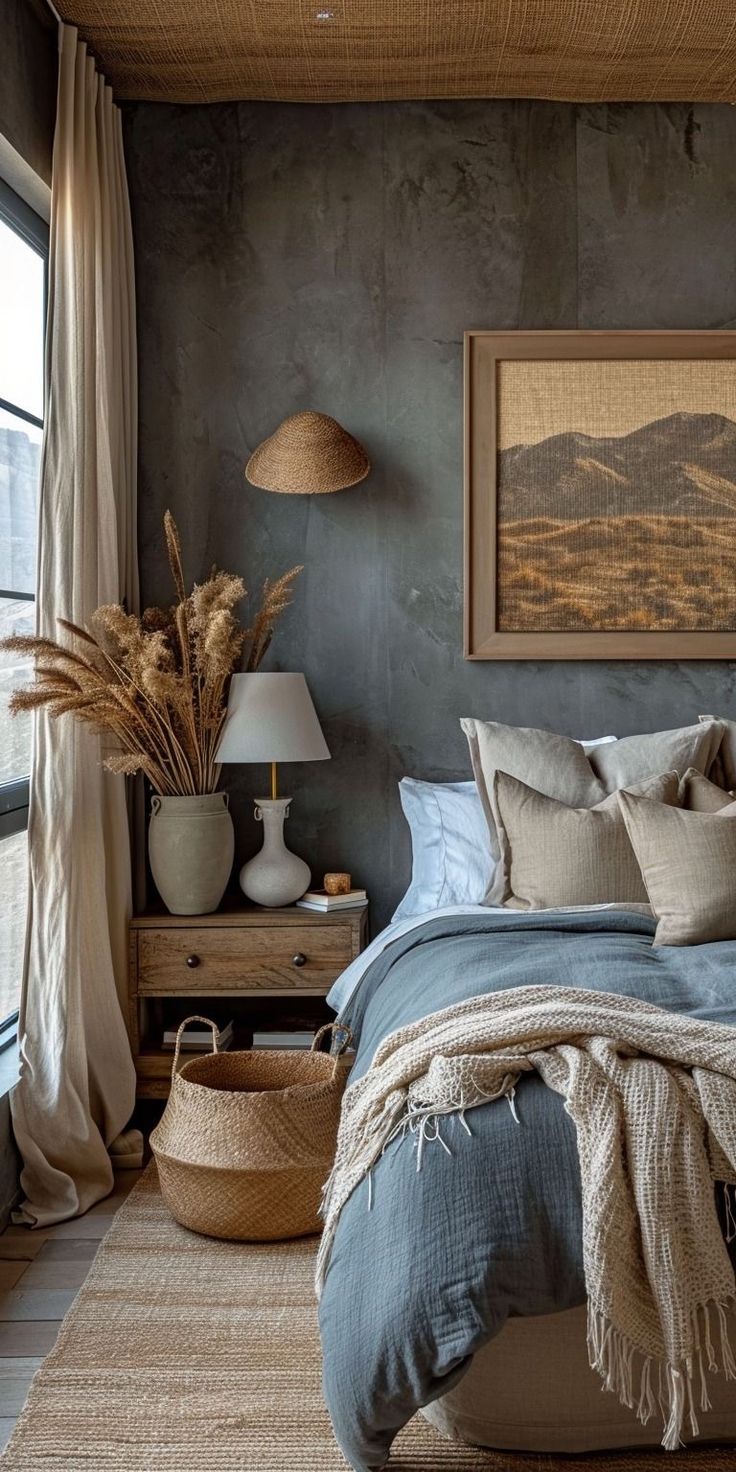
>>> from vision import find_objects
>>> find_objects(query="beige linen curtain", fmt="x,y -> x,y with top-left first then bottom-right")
12,23 -> 139,1225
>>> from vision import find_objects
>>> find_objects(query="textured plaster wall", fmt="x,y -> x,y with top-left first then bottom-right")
0,0 -> 56,183
0,1095 -> 19,1229
123,99 -> 736,928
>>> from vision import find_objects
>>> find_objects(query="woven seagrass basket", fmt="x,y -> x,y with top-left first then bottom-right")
150,1016 -> 350,1241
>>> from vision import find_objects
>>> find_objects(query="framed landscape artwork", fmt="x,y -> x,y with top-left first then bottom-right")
464,331 -> 736,658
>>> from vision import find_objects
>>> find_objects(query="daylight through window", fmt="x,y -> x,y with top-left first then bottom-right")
0,181 -> 47,1036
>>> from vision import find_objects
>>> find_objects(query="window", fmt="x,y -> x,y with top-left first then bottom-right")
0,179 -> 47,1038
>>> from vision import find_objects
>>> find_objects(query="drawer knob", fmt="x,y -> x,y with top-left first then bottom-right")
185,954 -> 201,969
292,952 -> 307,968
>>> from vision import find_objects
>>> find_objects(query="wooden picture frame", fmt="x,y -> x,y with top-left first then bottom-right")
464,330 -> 736,659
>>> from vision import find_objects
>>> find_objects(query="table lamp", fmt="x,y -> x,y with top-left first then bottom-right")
215,672 -> 330,907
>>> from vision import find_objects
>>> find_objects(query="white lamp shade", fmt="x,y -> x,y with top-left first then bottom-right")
215,672 -> 330,765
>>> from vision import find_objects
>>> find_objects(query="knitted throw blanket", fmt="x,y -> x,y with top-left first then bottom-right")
317,986 -> 736,1450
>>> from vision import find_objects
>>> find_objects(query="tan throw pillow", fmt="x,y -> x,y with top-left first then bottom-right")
678,767 -> 735,813
700,715 -> 736,790
492,769 -> 680,911
461,720 -> 724,869
617,789 -> 736,945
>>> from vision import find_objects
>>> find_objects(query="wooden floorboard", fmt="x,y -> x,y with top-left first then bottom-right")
0,1289 -> 77,1321
0,1236 -> 45,1262
1,1216 -> 115,1242
0,1359 -> 43,1415
86,1180 -> 139,1215
32,1239 -> 99,1263
0,1417 -> 17,1452
20,1254 -> 95,1289
0,1323 -> 60,1357
0,1167 -> 143,1433
0,1265 -> 27,1291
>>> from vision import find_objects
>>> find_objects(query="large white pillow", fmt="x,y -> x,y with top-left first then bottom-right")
392,737 -> 619,923
392,779 -> 493,922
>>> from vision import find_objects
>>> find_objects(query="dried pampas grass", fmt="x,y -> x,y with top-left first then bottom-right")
2,512 -> 301,796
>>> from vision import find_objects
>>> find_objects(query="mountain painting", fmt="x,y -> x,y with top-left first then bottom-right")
495,368 -> 736,634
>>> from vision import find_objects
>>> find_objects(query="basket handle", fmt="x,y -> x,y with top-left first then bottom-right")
171,1015 -> 220,1080
312,1022 -> 353,1074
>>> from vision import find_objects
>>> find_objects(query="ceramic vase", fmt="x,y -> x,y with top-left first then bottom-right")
148,792 -> 234,915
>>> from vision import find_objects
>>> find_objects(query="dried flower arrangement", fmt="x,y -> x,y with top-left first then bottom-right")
2,512 -> 301,796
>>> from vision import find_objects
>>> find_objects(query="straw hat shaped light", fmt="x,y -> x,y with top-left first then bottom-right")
245,411 -> 370,495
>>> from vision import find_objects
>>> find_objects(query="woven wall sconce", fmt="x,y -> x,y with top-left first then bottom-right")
245,410 -> 370,495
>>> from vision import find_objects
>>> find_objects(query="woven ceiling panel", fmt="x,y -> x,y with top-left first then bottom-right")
56,2 -> 736,104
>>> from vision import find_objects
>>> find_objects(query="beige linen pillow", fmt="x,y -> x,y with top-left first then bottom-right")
460,718 -> 724,876
492,769 -> 680,911
700,715 -> 736,790
678,767 -> 735,813
617,789 -> 736,945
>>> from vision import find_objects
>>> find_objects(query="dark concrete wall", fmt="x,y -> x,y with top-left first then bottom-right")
0,1095 -> 19,1229
122,99 -> 736,929
0,0 -> 56,182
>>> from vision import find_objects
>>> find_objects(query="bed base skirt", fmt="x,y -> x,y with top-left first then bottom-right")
423,1302 -> 736,1453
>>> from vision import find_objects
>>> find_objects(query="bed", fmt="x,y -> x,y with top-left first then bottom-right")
318,906 -> 736,1471
423,1299 -> 736,1452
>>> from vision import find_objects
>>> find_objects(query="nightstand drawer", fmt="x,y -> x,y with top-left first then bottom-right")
136,924 -> 354,993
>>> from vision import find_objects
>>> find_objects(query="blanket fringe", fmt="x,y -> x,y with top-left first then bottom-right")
388,1079 -> 521,1177
587,1299 -> 736,1451
320,1082 -> 518,1230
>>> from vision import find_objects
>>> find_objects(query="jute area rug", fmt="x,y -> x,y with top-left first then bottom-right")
1,1164 -> 734,1471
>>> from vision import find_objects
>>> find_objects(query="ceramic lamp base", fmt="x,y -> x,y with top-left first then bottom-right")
239,796 -> 311,908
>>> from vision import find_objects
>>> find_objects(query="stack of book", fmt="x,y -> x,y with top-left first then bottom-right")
296,887 -> 367,913
162,1020 -> 234,1052
252,1029 -> 316,1050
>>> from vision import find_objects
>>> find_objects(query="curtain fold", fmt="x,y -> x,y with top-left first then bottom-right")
11,23 -> 139,1226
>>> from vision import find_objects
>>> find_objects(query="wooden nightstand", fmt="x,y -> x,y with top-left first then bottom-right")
128,905 -> 368,1098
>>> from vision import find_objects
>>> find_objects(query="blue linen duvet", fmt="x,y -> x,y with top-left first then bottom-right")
318,909 -> 736,1470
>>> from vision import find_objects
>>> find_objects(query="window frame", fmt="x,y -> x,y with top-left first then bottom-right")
0,176 -> 48,1038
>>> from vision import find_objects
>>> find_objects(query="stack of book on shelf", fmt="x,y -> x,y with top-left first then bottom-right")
296,887 -> 367,913
252,1029 -> 316,1050
162,1020 -> 234,1052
